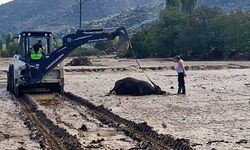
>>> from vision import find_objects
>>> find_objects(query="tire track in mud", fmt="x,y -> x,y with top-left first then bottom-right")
62,92 -> 193,150
16,95 -> 83,150
17,92 -> 193,150
29,93 -> 138,149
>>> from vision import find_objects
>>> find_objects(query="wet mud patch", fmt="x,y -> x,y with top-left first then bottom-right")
32,94 -> 62,107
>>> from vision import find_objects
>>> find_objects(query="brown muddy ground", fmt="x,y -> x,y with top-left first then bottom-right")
0,62 -> 40,149
65,58 -> 250,150
0,57 -> 250,149
0,79 -> 40,149
31,93 -> 137,149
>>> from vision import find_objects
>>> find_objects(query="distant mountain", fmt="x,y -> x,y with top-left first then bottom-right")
0,0 -> 164,36
198,0 -> 250,11
82,3 -> 164,35
39,3 -> 165,37
0,0 -> 250,37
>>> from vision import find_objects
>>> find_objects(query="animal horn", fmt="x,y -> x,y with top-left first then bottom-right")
149,78 -> 158,87
144,74 -> 158,87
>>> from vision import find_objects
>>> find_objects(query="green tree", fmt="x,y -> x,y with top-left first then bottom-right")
131,2 -> 250,60
6,32 -> 13,52
166,0 -> 197,13
180,0 -> 197,13
165,0 -> 181,9
131,30 -> 152,58
94,39 -> 117,51
8,40 -> 18,56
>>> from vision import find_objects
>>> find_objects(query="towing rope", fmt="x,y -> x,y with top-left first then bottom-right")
128,41 -> 157,87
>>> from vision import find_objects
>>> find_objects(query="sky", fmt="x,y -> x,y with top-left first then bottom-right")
0,0 -> 13,5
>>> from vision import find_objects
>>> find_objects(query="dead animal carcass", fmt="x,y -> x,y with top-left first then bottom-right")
108,77 -> 166,96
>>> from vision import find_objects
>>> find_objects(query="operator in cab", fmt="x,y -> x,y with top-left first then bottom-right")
30,40 -> 44,61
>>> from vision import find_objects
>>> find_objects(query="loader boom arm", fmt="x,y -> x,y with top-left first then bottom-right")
25,27 -> 129,84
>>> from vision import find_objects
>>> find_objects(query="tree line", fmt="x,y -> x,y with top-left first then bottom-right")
130,0 -> 250,60
1,0 -> 250,60
0,32 -> 18,57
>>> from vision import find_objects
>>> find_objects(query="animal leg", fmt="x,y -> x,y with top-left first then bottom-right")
105,88 -> 115,96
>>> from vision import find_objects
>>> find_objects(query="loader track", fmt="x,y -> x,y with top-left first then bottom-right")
16,95 -> 83,150
62,92 -> 193,150
16,92 -> 193,150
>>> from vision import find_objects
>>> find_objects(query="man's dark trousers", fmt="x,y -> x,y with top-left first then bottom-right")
178,73 -> 185,94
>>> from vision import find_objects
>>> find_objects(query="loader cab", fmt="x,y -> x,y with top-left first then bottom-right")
17,31 -> 54,62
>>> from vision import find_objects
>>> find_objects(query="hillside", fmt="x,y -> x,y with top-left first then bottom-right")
40,3 -> 165,37
0,0 -> 164,36
82,3 -> 164,35
199,0 -> 250,11
0,0 -> 250,37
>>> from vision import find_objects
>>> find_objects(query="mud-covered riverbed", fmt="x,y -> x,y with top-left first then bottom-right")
0,57 -> 250,149
65,58 -> 250,150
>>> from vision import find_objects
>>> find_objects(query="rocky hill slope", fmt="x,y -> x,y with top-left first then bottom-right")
0,0 -> 164,36
0,0 -> 249,36
199,0 -> 250,11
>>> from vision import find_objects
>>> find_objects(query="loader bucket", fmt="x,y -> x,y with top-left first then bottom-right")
114,30 -> 130,52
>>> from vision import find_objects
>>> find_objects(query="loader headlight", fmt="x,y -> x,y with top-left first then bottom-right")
67,38 -> 72,42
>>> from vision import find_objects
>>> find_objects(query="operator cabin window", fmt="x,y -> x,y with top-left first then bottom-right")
29,37 -> 48,55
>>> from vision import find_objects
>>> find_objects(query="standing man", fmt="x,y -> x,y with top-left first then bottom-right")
169,56 -> 186,94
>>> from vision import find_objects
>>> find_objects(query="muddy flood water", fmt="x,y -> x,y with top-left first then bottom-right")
0,57 -> 250,150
